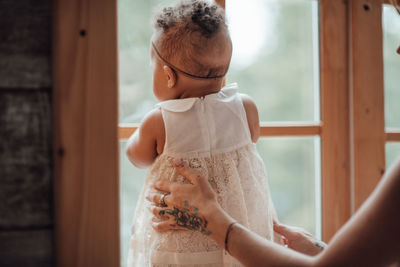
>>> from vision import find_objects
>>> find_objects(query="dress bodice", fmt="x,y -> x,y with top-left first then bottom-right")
156,83 -> 252,158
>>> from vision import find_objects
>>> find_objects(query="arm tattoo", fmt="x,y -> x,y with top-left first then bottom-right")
159,200 -> 212,235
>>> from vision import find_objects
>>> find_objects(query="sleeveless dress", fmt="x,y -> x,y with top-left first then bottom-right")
127,83 -> 279,267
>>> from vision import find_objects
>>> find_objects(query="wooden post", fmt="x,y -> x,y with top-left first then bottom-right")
320,0 -> 351,241
349,0 -> 386,211
215,0 -> 225,8
53,0 -> 119,266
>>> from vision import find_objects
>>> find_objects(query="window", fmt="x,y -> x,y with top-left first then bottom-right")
53,0 -> 399,266
383,4 -> 400,168
118,0 -> 322,265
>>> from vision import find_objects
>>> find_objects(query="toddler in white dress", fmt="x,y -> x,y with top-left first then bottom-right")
126,1 -> 280,266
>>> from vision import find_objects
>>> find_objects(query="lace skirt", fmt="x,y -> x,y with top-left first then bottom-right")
127,143 -> 278,267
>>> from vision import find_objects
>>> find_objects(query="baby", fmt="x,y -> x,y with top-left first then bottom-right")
126,1 -> 279,266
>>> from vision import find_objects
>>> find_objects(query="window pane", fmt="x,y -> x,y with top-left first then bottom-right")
383,6 -> 400,129
119,141 -> 146,267
118,0 -> 177,123
119,1 -> 322,264
386,142 -> 400,168
119,0 -> 320,123
257,137 -> 321,237
226,0 -> 320,122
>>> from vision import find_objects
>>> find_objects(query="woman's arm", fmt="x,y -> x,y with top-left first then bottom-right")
313,159 -> 400,267
149,158 -> 400,266
125,108 -> 165,168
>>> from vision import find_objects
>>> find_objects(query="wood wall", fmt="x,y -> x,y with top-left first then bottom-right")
0,0 -> 53,266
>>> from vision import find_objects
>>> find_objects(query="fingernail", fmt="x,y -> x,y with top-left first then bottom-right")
173,158 -> 184,167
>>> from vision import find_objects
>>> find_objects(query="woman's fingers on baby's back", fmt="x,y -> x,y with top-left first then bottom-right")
148,204 -> 170,219
153,180 -> 172,192
152,220 -> 189,232
146,186 -> 177,208
145,191 -> 161,205
173,159 -> 202,185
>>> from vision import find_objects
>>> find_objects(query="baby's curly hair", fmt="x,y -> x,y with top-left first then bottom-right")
153,0 -> 231,78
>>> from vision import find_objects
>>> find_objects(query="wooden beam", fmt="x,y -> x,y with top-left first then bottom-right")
349,0 -> 386,211
53,0 -> 119,266
118,123 -> 139,140
259,124 -> 321,137
386,130 -> 400,142
118,124 -> 322,140
215,0 -> 225,8
320,0 -> 351,241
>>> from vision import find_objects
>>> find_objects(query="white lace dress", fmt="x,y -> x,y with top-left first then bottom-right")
127,83 -> 279,266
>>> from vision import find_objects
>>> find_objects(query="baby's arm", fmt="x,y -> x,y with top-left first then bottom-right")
240,94 -> 260,143
125,108 -> 165,168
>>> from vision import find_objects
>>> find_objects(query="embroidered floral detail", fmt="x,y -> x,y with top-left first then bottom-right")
189,158 -> 202,168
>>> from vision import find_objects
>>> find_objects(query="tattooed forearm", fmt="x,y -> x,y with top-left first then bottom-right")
159,200 -> 212,235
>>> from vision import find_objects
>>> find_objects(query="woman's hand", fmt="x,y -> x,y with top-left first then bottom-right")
146,159 -> 327,257
146,159 -> 220,233
274,221 -> 326,256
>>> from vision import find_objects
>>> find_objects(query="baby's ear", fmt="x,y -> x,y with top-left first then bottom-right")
163,65 -> 176,88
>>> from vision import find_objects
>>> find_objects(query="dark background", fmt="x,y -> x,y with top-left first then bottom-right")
0,0 -> 53,266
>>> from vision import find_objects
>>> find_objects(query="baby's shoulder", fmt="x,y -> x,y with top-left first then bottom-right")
239,93 -> 258,115
238,93 -> 260,143
140,108 -> 165,138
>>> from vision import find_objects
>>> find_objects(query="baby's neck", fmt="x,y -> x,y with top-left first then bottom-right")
177,79 -> 224,99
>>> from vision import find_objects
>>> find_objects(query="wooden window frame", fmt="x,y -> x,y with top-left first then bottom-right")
53,0 -> 399,265
53,0 -> 119,266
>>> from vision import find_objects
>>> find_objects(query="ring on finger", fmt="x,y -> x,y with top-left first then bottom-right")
160,192 -> 170,207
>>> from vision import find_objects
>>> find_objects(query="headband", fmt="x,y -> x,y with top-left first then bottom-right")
151,42 -> 227,80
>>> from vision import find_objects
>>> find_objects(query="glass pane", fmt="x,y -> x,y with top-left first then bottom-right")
226,0 -> 320,122
119,0 -> 320,123
257,137 -> 321,237
383,5 -> 400,129
386,142 -> 400,169
119,1 -> 321,265
119,141 -> 147,267
118,0 -> 177,123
